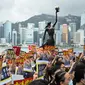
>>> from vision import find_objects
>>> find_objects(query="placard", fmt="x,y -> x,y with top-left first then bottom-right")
36,60 -> 48,79
14,77 -> 33,85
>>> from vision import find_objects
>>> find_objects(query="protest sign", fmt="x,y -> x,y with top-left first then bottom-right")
36,60 -> 49,79
14,77 -> 33,85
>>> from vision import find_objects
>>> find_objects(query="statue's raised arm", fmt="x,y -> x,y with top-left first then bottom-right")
52,7 -> 59,28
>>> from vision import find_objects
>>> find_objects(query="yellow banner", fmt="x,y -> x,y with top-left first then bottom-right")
44,46 -> 55,50
68,48 -> 73,53
15,58 -> 25,64
63,50 -> 68,56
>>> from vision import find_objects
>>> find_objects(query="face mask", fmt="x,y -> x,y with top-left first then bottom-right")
69,80 -> 73,85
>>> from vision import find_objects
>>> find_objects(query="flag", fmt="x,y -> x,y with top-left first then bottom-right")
28,45 -> 32,51
13,46 -> 21,56
28,45 -> 36,52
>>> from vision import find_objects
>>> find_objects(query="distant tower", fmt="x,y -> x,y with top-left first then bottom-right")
12,29 -> 17,46
62,24 -> 69,44
38,21 -> 47,46
4,21 -> 12,43
33,28 -> 39,45
69,23 -> 76,39
19,24 -> 23,44
0,22 -> 4,38
81,12 -> 85,26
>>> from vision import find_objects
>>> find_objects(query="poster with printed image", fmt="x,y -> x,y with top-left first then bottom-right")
36,60 -> 49,79
0,62 -> 12,85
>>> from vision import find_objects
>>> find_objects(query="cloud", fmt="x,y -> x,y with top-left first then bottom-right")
0,0 -> 85,22
0,0 -> 14,10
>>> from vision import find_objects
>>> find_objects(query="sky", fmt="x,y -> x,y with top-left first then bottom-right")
0,0 -> 85,22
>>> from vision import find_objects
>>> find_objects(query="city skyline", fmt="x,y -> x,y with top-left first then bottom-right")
0,0 -> 85,22
0,11 -> 85,46
0,20 -> 85,47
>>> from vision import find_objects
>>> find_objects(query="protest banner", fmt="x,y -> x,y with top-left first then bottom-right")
36,60 -> 49,79
14,77 -> 33,85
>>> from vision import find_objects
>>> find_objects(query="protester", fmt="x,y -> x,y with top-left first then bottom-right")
23,56 -> 34,78
49,69 -> 71,85
29,79 -> 48,85
1,45 -> 85,85
63,55 -> 70,66
73,60 -> 85,85
33,72 -> 38,81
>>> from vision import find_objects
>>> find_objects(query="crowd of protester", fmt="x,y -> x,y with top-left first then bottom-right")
1,47 -> 85,85
29,48 -> 85,85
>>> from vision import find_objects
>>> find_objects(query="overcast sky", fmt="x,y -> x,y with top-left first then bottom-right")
0,0 -> 85,22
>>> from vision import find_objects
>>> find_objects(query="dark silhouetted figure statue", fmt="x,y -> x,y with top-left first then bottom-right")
42,7 -> 59,48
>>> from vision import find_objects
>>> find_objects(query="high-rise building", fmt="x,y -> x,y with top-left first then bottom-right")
62,24 -> 69,44
33,28 -> 39,45
60,25 -> 63,43
73,32 -> 80,45
56,30 -> 61,45
74,29 -> 84,45
0,38 -> 6,44
81,12 -> 85,26
0,23 -> 4,38
55,22 -> 60,30
19,24 -> 27,44
60,25 -> 63,34
12,29 -> 17,46
19,23 -> 34,44
77,29 -> 84,45
38,21 -> 47,46
25,28 -> 34,44
69,23 -> 76,39
39,21 -> 46,31
27,23 -> 35,29
4,21 -> 12,43
27,23 -> 34,44
19,24 -> 23,44
21,28 -> 34,44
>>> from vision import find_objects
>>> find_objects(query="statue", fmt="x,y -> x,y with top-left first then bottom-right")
42,7 -> 59,48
